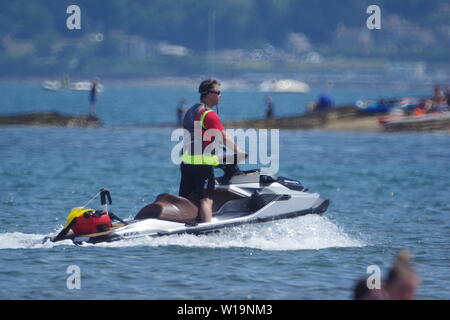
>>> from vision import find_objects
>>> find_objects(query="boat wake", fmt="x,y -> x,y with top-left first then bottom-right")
0,215 -> 366,251
0,230 -> 72,249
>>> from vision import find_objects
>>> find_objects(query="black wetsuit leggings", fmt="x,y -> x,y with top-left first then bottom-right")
179,163 -> 215,200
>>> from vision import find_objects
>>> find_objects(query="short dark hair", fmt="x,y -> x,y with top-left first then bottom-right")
199,79 -> 220,99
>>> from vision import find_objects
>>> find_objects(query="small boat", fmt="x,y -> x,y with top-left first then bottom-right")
259,79 -> 310,93
356,97 -> 419,115
380,111 -> 450,131
41,80 -> 104,92
41,80 -> 63,91
69,81 -> 104,92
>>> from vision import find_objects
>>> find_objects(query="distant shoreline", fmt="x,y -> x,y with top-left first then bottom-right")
2,106 -> 449,133
0,112 -> 101,128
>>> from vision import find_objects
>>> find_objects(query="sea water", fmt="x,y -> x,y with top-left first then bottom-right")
0,82 -> 449,299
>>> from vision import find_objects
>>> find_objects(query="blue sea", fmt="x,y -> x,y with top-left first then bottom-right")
0,81 -> 449,300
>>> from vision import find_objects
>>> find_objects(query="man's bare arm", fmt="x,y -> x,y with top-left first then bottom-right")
221,130 -> 248,163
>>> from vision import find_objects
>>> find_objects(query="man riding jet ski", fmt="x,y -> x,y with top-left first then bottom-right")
46,165 -> 329,245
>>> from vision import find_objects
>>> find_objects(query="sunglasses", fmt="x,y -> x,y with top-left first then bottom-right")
208,90 -> 221,95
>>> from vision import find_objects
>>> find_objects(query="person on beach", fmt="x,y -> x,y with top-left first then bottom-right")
445,86 -> 450,106
264,96 -> 274,119
89,78 -> 99,116
307,94 -> 335,112
62,74 -> 70,88
179,79 -> 247,222
176,98 -> 187,125
428,85 -> 449,112
431,85 -> 446,105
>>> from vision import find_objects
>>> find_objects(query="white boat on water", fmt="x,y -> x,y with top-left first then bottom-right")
41,80 -> 63,91
69,81 -> 104,92
259,79 -> 310,93
41,80 -> 104,92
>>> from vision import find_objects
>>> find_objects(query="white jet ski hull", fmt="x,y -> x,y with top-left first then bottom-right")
71,195 -> 329,244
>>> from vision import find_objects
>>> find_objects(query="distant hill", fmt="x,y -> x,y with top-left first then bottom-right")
1,0 -> 449,77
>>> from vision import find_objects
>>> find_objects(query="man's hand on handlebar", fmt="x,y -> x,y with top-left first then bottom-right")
236,150 -> 248,162
220,151 -> 248,164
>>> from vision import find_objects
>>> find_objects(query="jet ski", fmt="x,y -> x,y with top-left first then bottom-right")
46,165 -> 329,245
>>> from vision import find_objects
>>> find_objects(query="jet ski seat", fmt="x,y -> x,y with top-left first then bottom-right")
135,189 -> 245,223
135,194 -> 199,223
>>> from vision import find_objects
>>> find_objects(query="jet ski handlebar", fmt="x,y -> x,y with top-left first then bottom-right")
217,163 -> 242,175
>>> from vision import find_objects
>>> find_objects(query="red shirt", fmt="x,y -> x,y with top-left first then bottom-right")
195,107 -> 224,130
195,107 -> 224,147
